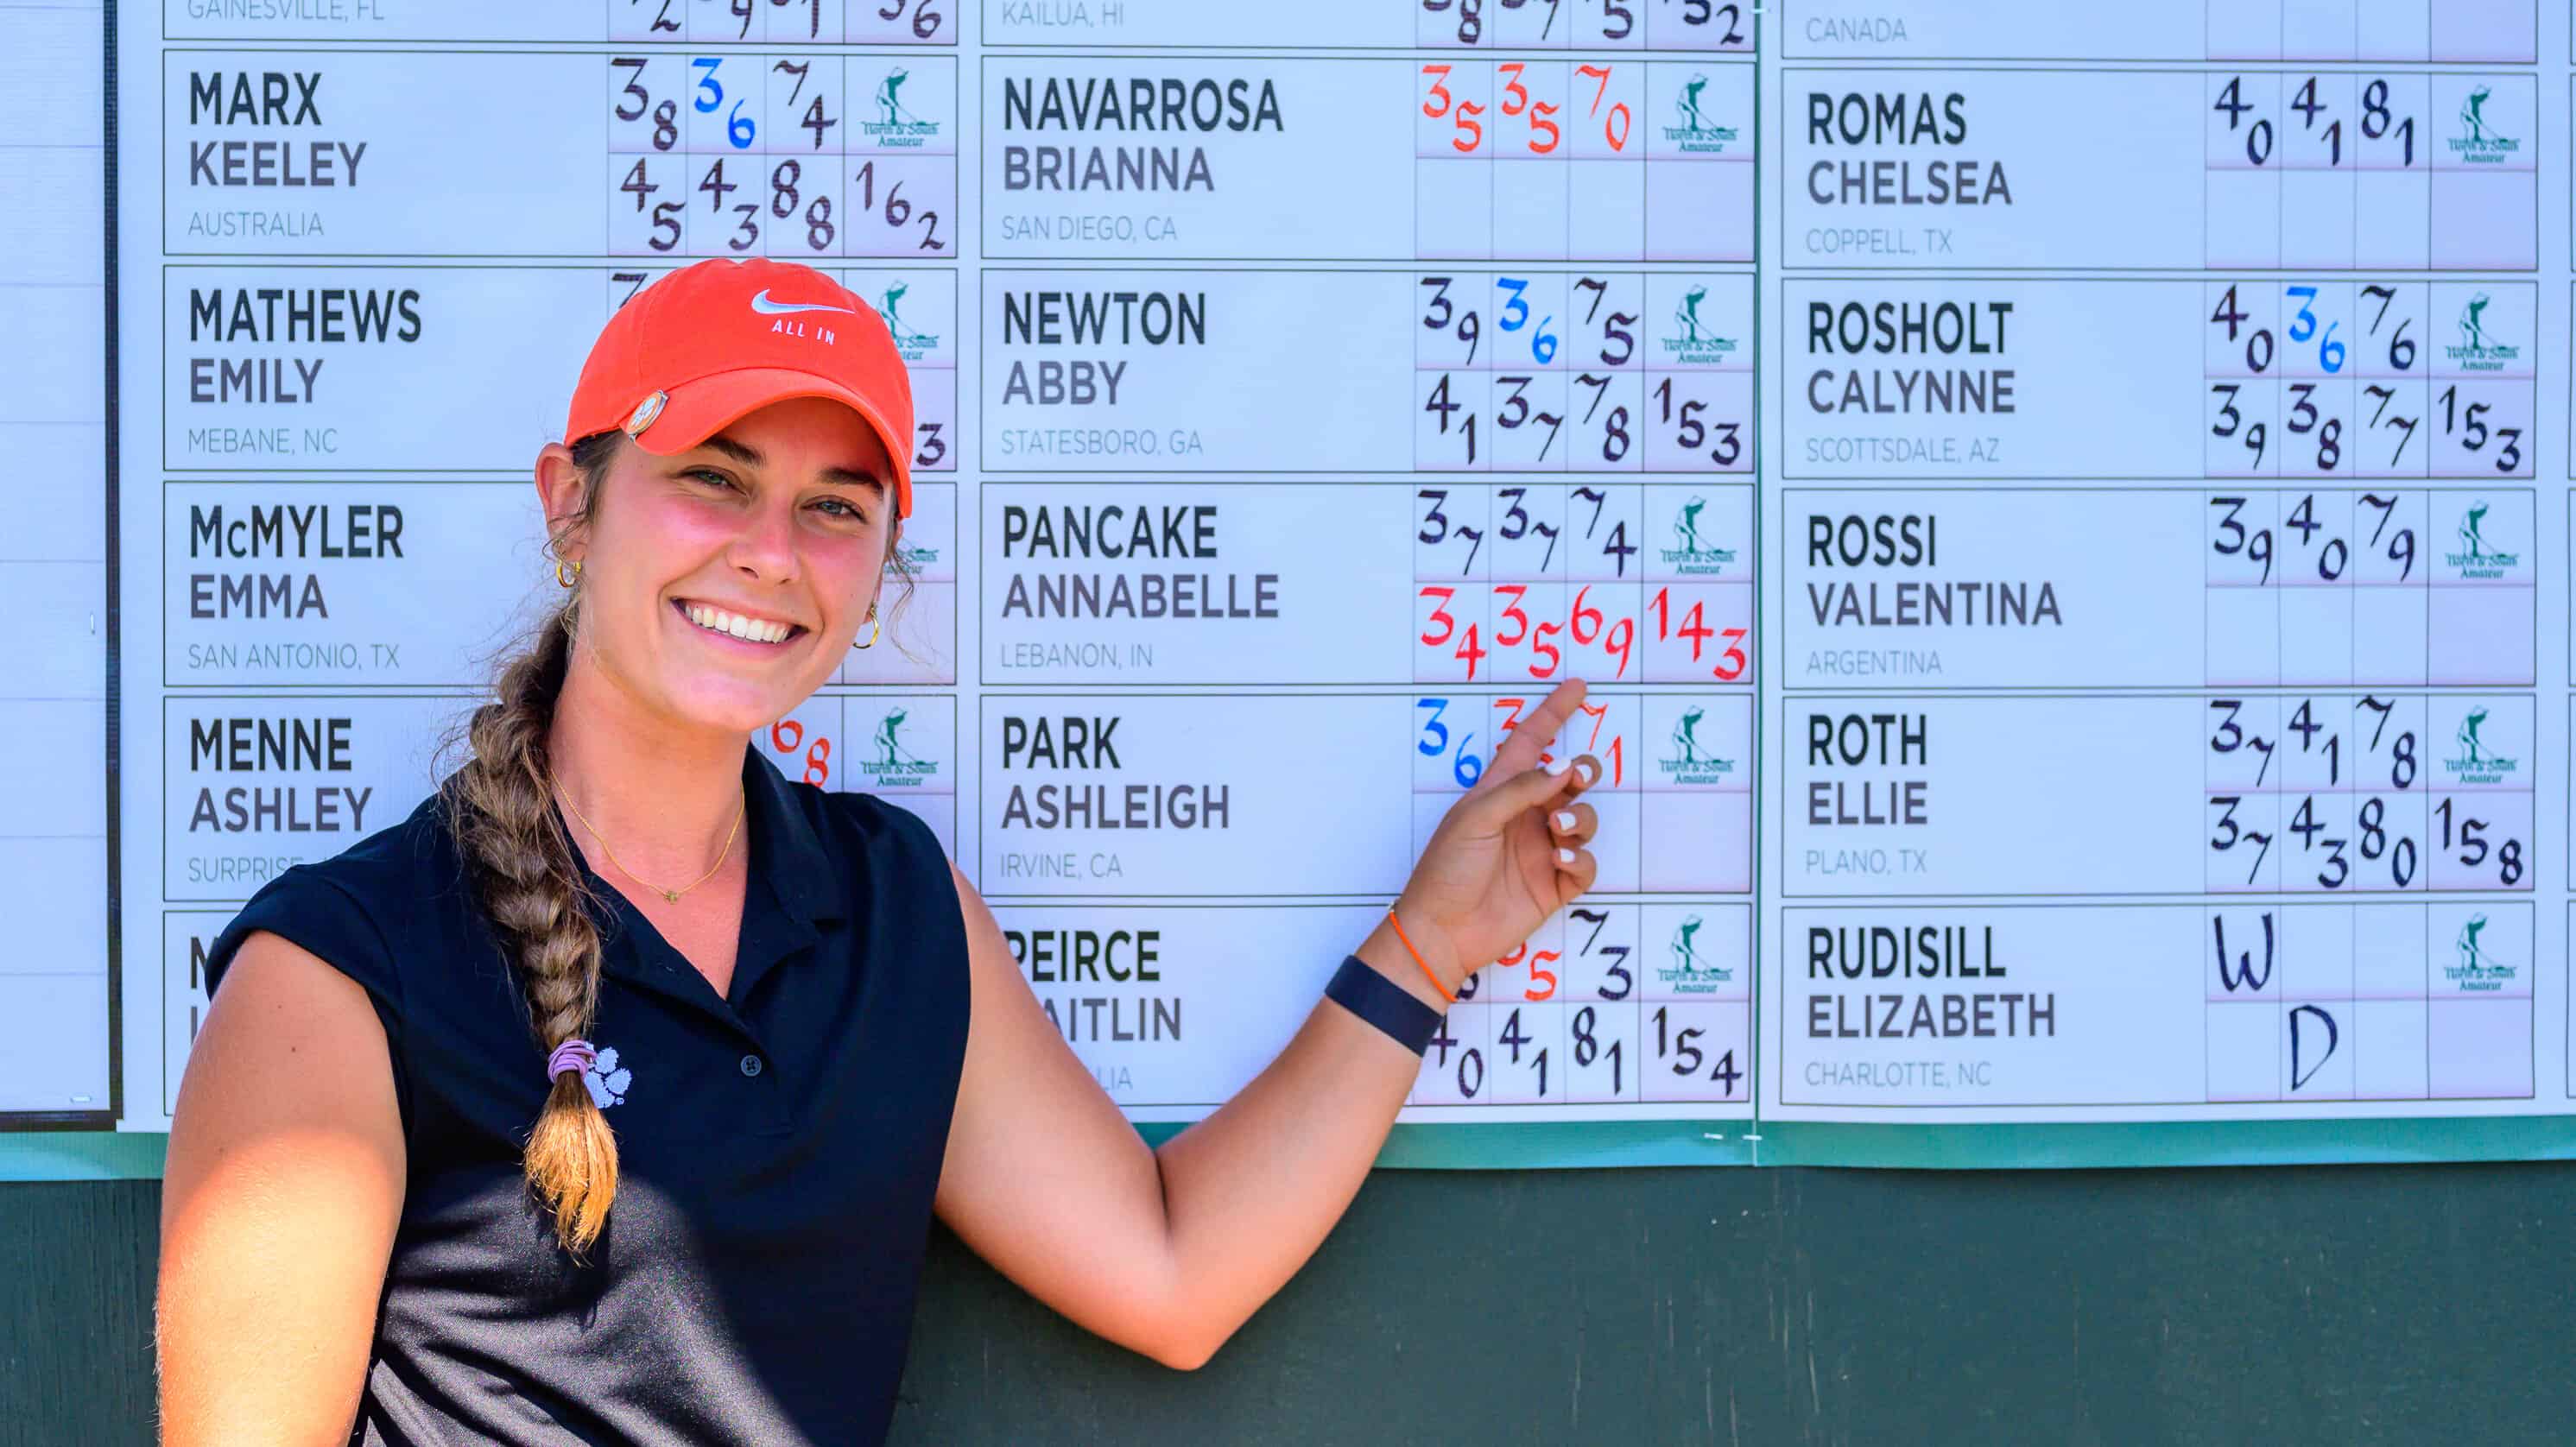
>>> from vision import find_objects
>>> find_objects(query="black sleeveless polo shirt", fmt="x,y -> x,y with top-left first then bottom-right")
200,742 -> 972,1446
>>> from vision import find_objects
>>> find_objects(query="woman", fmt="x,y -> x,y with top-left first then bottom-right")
157,256 -> 1604,1445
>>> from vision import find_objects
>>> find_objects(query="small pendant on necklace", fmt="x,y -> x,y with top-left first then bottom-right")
660,889 -> 679,902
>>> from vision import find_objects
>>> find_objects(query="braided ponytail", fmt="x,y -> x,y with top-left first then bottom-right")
437,431 -> 623,1261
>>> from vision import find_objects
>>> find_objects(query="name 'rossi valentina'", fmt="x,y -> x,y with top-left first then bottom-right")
1802,512 -> 2060,629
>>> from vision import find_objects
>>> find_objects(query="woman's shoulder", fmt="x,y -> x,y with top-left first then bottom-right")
766,771 -> 965,920
781,780 -> 972,1057
758,756 -> 943,866
195,792 -> 449,1143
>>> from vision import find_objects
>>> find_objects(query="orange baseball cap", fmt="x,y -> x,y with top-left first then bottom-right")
564,257 -> 915,518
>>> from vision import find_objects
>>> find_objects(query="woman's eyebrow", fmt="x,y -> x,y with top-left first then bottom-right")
817,466 -> 889,496
699,433 -> 887,494
698,433 -> 763,466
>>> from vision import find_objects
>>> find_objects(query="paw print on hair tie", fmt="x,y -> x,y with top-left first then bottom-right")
582,1046 -> 631,1109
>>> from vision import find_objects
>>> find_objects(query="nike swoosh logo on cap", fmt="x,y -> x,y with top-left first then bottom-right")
749,289 -> 856,316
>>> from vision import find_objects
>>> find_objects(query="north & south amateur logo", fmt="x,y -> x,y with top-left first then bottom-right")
1655,913 -> 1734,995
2440,705 -> 2517,786
1658,494 -> 1737,577
2446,85 -> 2519,163
1659,282 -> 1742,364
2442,291 -> 2520,372
855,705 -> 941,789
2443,913 -> 2518,993
1662,73 -> 1741,153
862,66 -> 942,147
2442,498 -> 2519,580
1655,704 -> 1736,787
870,281 -> 940,363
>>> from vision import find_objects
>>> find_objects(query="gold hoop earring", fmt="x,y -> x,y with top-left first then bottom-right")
556,558 -> 582,589
851,604 -> 880,650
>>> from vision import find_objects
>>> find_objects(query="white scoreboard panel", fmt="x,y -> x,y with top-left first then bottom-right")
1760,0 -> 2569,1140
100,0 -> 1753,1147
20,0 -> 2567,1165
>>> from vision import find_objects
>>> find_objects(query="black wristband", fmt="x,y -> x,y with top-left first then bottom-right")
1325,954 -> 1444,1057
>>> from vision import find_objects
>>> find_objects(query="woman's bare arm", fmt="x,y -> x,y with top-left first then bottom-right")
934,679 -> 1602,1369
934,867 -> 1441,1370
159,932 -> 407,1446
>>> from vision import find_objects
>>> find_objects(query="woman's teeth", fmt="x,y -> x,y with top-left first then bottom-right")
682,603 -> 794,644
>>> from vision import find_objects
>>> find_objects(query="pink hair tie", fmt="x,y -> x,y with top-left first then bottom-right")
547,1039 -> 597,1082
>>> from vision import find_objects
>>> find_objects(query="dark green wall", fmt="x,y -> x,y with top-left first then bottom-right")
13,1165 -> 2575,1445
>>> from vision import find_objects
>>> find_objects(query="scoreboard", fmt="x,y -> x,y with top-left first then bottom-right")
6,0 -> 2573,1169
1766,0 -> 2560,1152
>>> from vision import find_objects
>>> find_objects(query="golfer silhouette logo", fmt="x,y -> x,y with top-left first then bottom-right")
2458,500 -> 2491,563
1675,73 -> 1710,135
1670,913 -> 1705,978
2460,84 -> 2492,142
878,282 -> 923,347
580,1046 -> 632,1110
1673,495 -> 1707,559
2456,914 -> 2492,978
1660,74 -> 1737,151
875,707 -> 915,770
2457,706 -> 2490,767
1674,284 -> 1709,344
2444,84 -> 2521,162
877,66 -> 916,126
1671,705 -> 1707,767
2459,291 -> 2492,353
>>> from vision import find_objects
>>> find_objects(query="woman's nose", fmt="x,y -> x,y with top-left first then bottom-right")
728,493 -> 800,580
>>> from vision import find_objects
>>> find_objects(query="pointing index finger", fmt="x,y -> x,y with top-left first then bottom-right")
1481,678 -> 1590,787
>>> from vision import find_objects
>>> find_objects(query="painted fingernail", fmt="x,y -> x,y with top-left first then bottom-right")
1557,847 -> 1577,866
1576,760 -> 1597,784
1543,755 -> 1572,775
1554,811 -> 1577,831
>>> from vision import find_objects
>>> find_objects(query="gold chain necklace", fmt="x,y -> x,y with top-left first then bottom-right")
552,774 -> 744,903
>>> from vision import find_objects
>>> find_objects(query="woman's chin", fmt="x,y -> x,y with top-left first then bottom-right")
655,673 -> 813,740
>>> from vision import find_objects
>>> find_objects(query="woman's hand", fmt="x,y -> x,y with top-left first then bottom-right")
1390,678 -> 1602,993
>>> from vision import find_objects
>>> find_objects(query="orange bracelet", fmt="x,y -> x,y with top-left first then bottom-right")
1385,906 -> 1453,1005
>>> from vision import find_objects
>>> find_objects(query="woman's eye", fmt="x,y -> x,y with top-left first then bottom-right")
688,470 -> 740,492
813,497 -> 866,521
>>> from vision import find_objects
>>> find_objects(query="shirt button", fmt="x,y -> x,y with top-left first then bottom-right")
739,1053 -> 764,1077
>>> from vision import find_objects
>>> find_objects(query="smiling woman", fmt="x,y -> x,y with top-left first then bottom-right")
548,400 -> 903,738
156,257 -> 1607,1447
